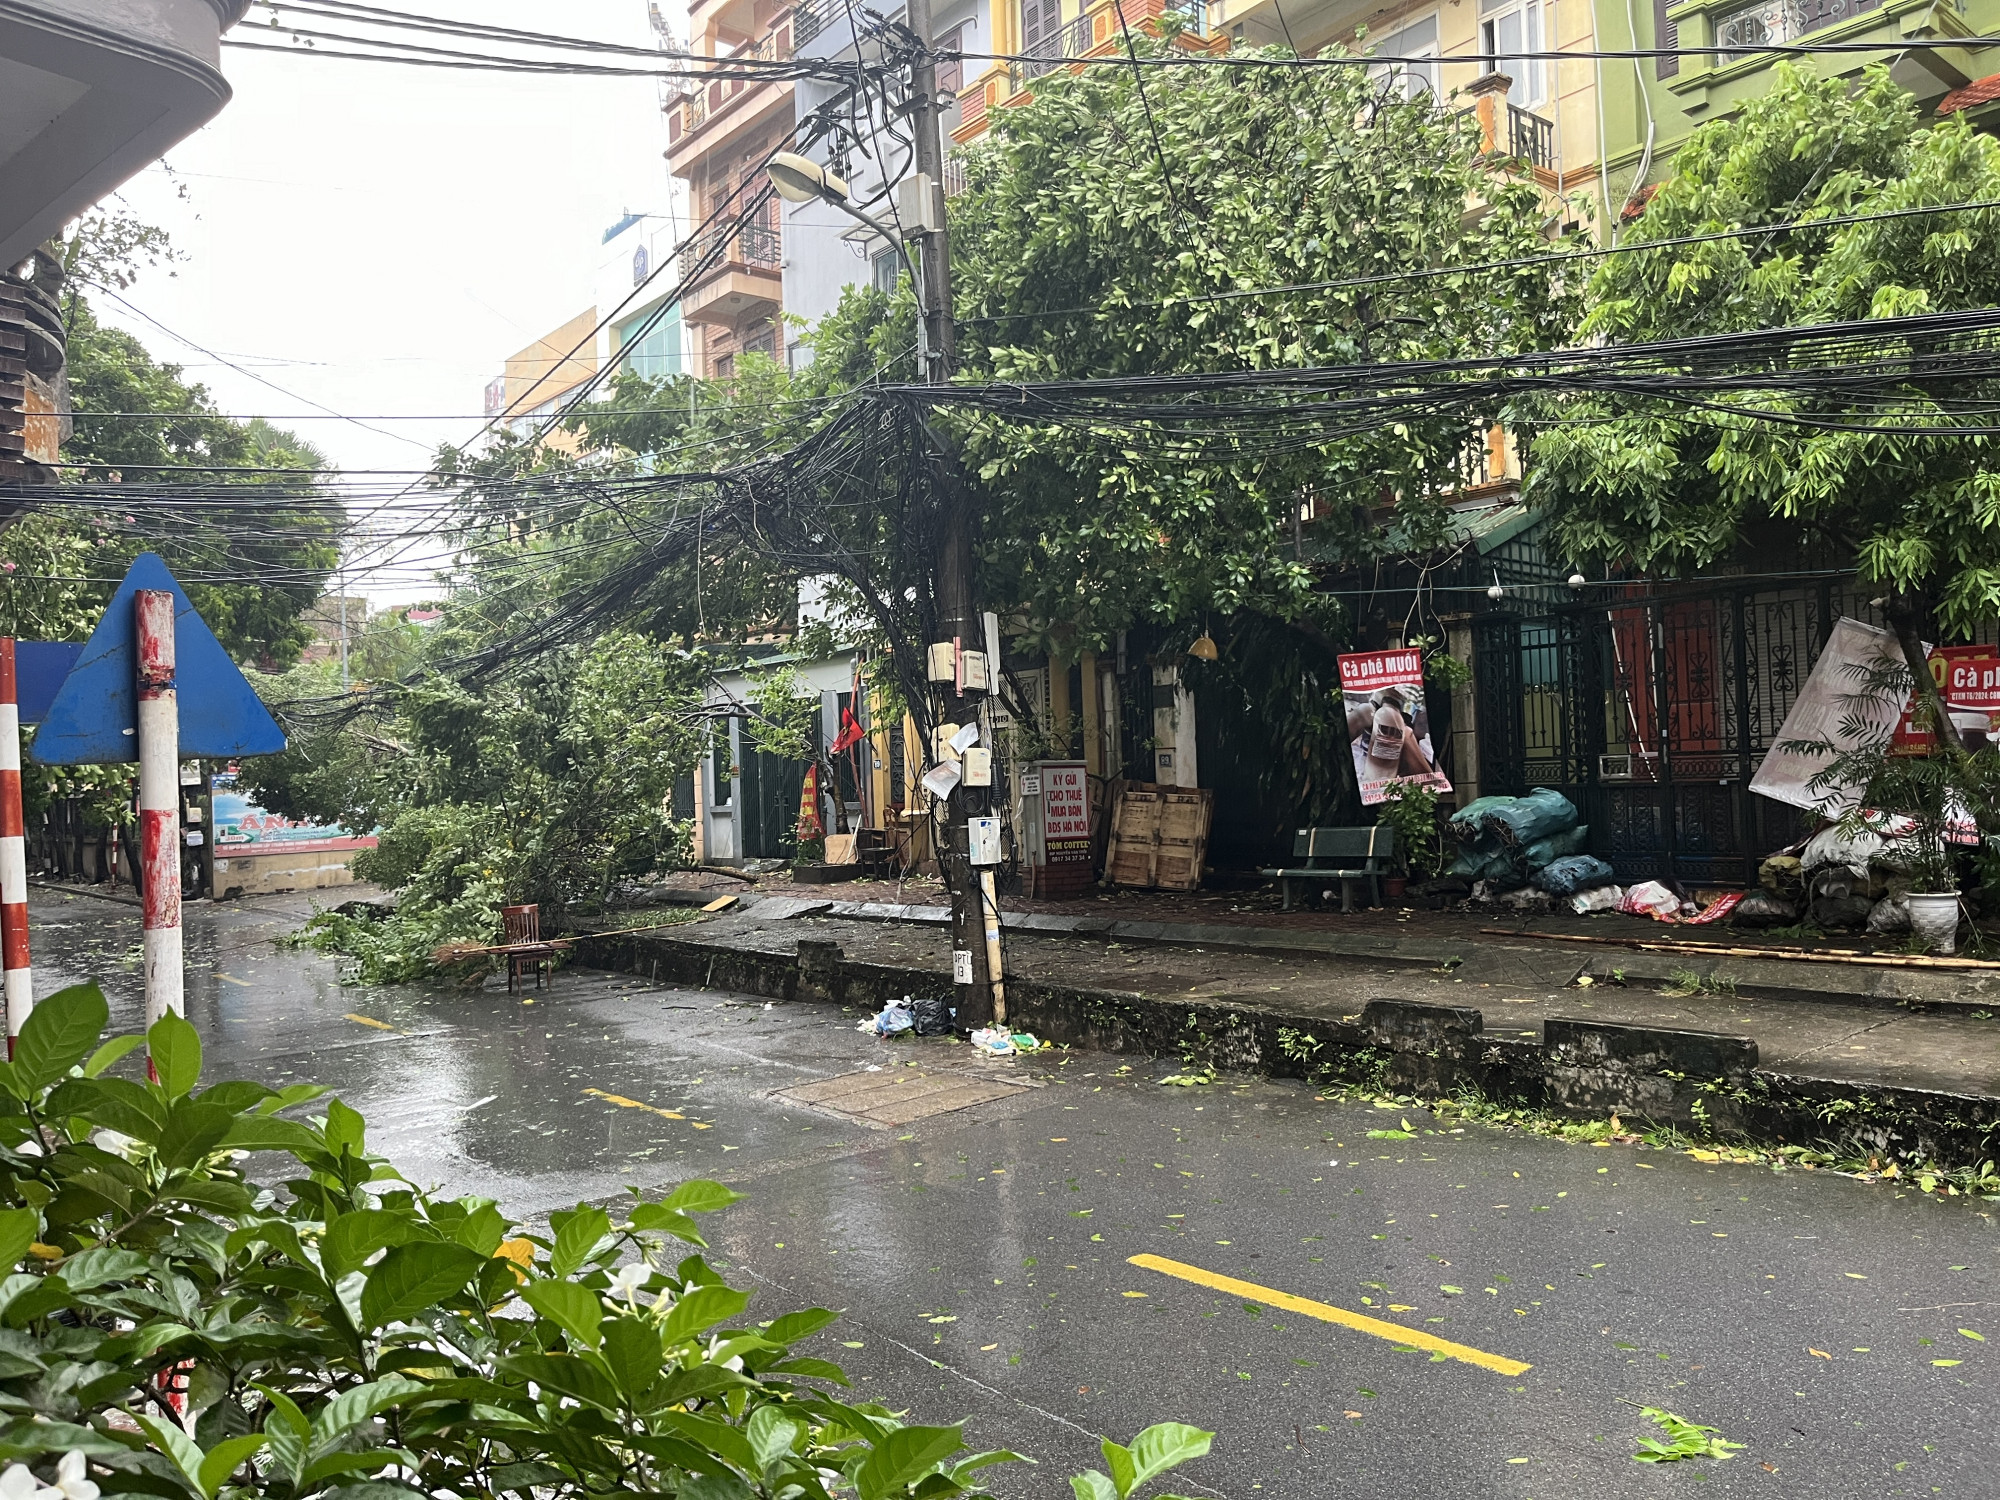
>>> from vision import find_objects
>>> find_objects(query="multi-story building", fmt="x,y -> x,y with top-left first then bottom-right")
597,213 -> 689,384
662,0 -> 798,376
486,309 -> 602,440
954,0 -> 1602,220
783,0 -> 993,345
1597,0 -> 2000,215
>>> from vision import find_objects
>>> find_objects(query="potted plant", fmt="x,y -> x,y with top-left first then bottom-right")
1790,653 -> 1999,955
1376,780 -> 1443,901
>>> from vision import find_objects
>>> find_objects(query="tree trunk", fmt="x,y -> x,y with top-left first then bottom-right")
1883,593 -> 1958,759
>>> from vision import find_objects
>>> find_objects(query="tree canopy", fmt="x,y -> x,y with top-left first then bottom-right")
1527,63 -> 2000,667
57,296 -> 341,666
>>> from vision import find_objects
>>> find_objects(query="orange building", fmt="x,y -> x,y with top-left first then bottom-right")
663,0 -> 795,377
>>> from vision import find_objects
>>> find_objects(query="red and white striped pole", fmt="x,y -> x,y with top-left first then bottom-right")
136,590 -> 182,1042
0,639 -> 30,1057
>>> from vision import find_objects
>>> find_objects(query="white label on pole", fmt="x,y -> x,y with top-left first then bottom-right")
953,949 -> 975,985
184,831 -> 204,846
1022,773 -> 1042,797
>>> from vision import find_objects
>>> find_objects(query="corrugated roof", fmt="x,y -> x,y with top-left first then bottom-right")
1939,73 -> 2000,116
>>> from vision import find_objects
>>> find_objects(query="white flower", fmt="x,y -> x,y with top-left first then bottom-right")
90,1130 -> 138,1161
53,1452 -> 97,1500
0,1464 -> 44,1500
604,1262 -> 650,1303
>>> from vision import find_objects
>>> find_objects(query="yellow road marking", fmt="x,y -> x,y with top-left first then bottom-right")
583,1087 -> 687,1121
1126,1253 -> 1532,1377
213,973 -> 251,987
343,1013 -> 398,1032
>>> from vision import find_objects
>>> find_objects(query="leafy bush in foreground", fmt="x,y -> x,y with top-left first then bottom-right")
0,984 -> 1211,1499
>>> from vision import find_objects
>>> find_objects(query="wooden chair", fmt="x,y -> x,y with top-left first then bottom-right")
1259,827 -> 1397,912
498,903 -> 568,991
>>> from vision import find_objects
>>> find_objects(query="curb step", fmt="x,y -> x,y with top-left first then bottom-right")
575,924 -> 2000,1172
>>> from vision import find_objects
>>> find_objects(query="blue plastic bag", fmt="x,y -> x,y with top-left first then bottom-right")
1533,853 -> 1618,897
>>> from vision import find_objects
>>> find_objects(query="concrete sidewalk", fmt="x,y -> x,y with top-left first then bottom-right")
578,897 -> 2000,1169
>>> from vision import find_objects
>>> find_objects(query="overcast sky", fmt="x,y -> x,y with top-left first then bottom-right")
98,2 -> 681,602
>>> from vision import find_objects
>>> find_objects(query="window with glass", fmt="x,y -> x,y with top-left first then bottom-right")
616,309 -> 682,382
871,247 -> 901,295
1479,0 -> 1547,106
1368,14 -> 1440,100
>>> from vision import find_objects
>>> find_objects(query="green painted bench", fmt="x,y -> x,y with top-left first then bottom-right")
1260,826 -> 1396,912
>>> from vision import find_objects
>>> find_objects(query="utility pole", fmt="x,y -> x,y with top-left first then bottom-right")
906,0 -> 1001,1030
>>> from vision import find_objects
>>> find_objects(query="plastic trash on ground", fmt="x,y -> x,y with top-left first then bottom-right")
1570,884 -> 1624,915
912,995 -> 955,1036
1466,788 -> 1581,848
970,1026 -> 1016,1054
1619,880 -> 1683,921
860,1002 -> 914,1036
1801,825 -> 1884,878
1534,853 -> 1618,897
1522,825 -> 1591,871
1731,890 -> 1797,928
1867,892 -> 1913,934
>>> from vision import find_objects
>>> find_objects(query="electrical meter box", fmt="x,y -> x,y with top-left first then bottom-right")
967,816 -> 1003,866
962,746 -> 992,787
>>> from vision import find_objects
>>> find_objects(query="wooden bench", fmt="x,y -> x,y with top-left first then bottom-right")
498,904 -> 569,992
1260,827 -> 1396,912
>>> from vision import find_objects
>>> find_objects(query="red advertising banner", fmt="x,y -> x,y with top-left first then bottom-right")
1337,650 -> 1452,806
1892,644 -> 2000,753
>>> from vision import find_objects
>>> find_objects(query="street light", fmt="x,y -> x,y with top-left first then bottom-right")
766,152 -> 928,355
767,151 -> 849,205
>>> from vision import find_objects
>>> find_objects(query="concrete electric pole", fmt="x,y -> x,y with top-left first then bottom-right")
904,0 -> 1003,1031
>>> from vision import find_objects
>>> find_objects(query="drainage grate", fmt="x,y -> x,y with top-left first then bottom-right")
773,1068 -> 1027,1128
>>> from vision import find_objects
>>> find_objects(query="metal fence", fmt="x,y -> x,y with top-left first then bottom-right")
1472,576 -> 1891,884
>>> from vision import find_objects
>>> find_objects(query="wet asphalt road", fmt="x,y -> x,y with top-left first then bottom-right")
27,887 -> 2000,1500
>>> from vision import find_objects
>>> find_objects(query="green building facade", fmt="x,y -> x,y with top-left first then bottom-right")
1593,0 -> 2000,218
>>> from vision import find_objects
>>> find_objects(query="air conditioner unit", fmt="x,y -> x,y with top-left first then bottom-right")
1598,751 -> 1659,783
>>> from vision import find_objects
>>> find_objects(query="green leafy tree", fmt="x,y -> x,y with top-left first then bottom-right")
58,298 -> 340,667
1528,63 -> 2000,707
942,41 -> 1576,651
284,630 -> 712,980
428,46 -> 1578,826
0,981 -> 1217,1498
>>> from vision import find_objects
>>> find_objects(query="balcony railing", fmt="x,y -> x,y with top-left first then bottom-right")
1505,103 -> 1555,172
1013,10 -> 1094,83
1714,0 -> 1879,58
794,0 -> 832,46
1004,0 -> 1211,93
664,13 -> 794,144
679,222 -> 783,283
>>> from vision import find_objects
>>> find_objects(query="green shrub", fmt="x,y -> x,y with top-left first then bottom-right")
0,984 -> 1212,1500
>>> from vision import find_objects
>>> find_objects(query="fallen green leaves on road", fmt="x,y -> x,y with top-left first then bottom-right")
1631,1407 -> 1745,1465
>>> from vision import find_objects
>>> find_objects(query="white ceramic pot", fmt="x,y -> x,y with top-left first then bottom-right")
1906,892 -> 1962,956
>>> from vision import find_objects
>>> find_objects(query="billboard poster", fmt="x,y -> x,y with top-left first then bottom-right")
211,770 -> 377,858
1338,649 -> 1451,806
1892,643 -> 2000,753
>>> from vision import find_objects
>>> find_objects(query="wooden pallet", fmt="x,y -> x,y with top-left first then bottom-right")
1104,782 -> 1213,891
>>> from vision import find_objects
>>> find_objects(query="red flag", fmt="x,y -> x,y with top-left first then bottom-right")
831,705 -> 866,755
797,763 -> 824,842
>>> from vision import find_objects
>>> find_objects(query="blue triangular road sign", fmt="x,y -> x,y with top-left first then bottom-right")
31,553 -> 287,765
